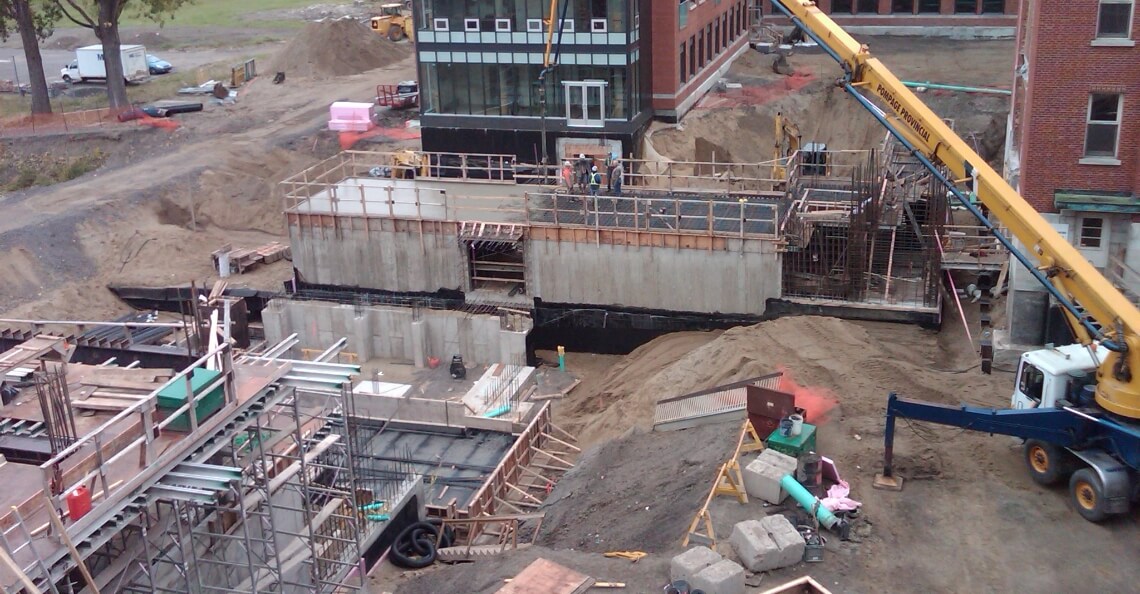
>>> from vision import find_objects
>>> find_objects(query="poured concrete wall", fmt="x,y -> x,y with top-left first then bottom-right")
289,225 -> 465,292
263,299 -> 529,365
525,238 -> 781,315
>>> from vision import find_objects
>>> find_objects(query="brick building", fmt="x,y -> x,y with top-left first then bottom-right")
1003,0 -> 1140,346
411,0 -> 752,161
759,0 -> 1017,33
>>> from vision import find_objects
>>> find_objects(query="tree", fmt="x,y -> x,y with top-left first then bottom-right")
52,0 -> 191,110
0,0 -> 61,115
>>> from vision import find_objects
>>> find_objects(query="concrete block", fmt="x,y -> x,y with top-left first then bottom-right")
759,514 -> 806,567
670,545 -> 723,583
690,559 -> 745,594
743,458 -> 791,504
757,448 -> 798,474
729,520 -> 781,572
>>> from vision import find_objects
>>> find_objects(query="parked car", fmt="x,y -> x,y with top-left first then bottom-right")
147,54 -> 172,75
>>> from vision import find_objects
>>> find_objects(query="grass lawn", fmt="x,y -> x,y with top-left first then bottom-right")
119,0 -> 357,28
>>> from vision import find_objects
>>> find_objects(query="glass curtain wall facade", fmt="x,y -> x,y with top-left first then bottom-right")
421,63 -> 635,120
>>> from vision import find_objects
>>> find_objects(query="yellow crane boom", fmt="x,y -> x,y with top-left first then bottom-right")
770,0 -> 1140,417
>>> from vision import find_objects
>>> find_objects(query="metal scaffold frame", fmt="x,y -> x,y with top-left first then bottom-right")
111,387 -> 366,594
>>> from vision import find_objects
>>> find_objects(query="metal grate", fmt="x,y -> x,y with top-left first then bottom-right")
653,373 -> 783,431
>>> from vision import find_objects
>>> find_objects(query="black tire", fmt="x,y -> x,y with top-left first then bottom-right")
1024,439 -> 1070,486
388,24 -> 405,41
1070,467 -> 1110,523
62,74 -> 72,83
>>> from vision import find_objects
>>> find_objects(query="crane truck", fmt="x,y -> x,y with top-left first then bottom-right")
769,0 -> 1140,522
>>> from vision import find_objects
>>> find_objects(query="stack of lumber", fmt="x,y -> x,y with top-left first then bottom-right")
211,242 -> 291,275
69,365 -> 175,411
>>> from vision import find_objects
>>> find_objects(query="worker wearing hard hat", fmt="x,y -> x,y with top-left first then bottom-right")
589,165 -> 602,197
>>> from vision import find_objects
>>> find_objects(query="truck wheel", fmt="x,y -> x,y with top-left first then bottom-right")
1024,439 -> 1069,485
62,74 -> 72,83
388,24 -> 406,41
1070,468 -> 1110,522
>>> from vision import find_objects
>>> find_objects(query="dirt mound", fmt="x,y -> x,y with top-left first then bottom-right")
265,18 -> 410,79
538,420 -> 738,553
563,315 -> 992,446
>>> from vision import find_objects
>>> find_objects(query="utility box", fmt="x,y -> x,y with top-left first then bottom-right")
156,369 -> 225,432
767,423 -> 817,459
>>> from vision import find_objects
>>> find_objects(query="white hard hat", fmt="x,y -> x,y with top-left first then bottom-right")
579,154 -> 585,159
591,165 -> 598,171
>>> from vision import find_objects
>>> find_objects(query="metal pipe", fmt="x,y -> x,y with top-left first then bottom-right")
901,80 -> 1011,96
0,318 -> 186,328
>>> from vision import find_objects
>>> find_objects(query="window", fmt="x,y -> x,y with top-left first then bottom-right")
1097,0 -> 1134,38
714,19 -> 720,54
1018,362 -> 1045,404
857,0 -> 877,13
527,18 -> 544,32
892,0 -> 913,13
698,30 -> 704,68
981,0 -> 1004,13
1079,217 -> 1105,248
689,37 -> 696,75
706,24 -> 713,61
433,18 -> 449,31
591,18 -> 607,32
831,0 -> 853,13
680,42 -> 688,83
464,18 -> 480,31
495,18 -> 512,32
1085,93 -> 1122,157
954,0 -> 976,13
918,0 -> 940,12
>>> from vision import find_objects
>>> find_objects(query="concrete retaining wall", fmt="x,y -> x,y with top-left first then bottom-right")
263,299 -> 529,366
525,238 -> 780,315
289,225 -> 465,292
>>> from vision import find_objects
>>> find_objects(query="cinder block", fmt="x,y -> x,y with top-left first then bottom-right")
760,514 -> 806,567
742,458 -> 790,504
729,520 -> 781,572
670,545 -> 723,583
758,448 -> 798,474
690,559 -> 746,594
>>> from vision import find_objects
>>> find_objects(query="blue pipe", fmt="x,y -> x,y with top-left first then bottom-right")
779,474 -> 841,530
768,0 -> 1123,352
484,405 -> 511,418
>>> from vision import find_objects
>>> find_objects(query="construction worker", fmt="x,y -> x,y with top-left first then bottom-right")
561,160 -> 573,192
589,165 -> 602,197
611,158 -> 624,197
576,153 -> 590,192
605,152 -> 616,191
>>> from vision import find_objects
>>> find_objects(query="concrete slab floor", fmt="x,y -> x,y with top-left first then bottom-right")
357,357 -> 580,402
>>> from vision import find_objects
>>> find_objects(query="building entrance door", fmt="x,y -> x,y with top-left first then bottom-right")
1075,213 -> 1110,270
564,80 -> 606,127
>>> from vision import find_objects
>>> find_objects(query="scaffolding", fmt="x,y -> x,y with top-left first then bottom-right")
106,387 -> 366,594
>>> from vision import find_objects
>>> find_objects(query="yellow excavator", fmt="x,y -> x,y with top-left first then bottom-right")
371,3 -> 414,42
769,0 -> 1140,522
773,112 -> 801,182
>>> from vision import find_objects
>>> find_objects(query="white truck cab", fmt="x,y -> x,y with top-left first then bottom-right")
1011,343 -> 1109,409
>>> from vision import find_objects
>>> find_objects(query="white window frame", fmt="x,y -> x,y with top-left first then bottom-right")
495,18 -> 512,32
591,18 -> 608,32
433,18 -> 449,31
560,19 -> 575,33
1081,93 -> 1124,164
1078,216 -> 1105,249
526,18 -> 544,32
1095,0 -> 1135,43
464,18 -> 480,32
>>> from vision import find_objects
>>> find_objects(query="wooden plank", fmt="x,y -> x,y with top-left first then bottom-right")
496,558 -> 594,594
71,397 -> 136,411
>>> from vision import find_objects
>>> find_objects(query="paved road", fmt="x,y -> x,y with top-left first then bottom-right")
0,47 -> 264,86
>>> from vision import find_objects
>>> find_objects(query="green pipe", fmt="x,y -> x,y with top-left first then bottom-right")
484,405 -> 511,418
901,80 -> 1011,96
365,513 -> 390,522
780,474 -> 841,530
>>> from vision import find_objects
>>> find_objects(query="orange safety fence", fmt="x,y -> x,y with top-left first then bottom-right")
1,105 -> 180,136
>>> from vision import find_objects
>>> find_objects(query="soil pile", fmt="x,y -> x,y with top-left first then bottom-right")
538,421 -> 739,553
563,315 -> 985,446
266,18 -> 410,78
